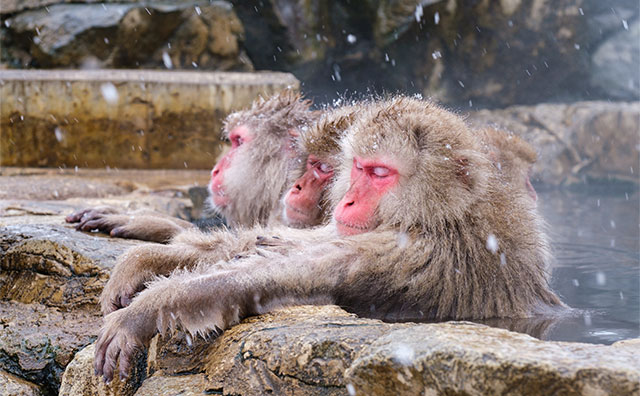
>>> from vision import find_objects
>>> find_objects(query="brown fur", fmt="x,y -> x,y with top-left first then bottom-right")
283,104 -> 358,227
94,96 -> 566,382
477,126 -> 538,198
67,90 -> 317,242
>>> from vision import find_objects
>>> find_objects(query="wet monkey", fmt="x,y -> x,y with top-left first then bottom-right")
94,96 -> 566,382
283,105 -> 357,227
66,90 -> 317,242
477,127 -> 539,202
97,105 -> 354,314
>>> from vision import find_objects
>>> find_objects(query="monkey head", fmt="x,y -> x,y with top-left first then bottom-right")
332,97 -> 491,236
283,106 -> 356,228
208,90 -> 315,226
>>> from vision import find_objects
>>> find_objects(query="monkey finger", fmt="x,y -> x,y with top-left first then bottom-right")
102,339 -> 122,383
118,342 -> 138,380
119,294 -> 133,309
65,209 -> 90,223
110,226 -> 133,239
79,218 -> 113,233
93,331 -> 115,377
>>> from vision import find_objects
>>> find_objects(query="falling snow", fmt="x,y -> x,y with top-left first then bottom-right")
486,234 -> 498,254
434,11 -> 440,25
392,343 -> 415,365
595,271 -> 606,286
162,51 -> 173,69
347,34 -> 357,44
100,82 -> 118,104
415,4 -> 423,23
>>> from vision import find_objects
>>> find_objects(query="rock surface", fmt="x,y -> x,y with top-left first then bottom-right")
2,1 -> 638,106
0,168 -> 216,394
2,2 -> 251,71
467,101 -> 640,185
0,369 -> 43,396
59,306 -> 640,396
0,69 -> 299,168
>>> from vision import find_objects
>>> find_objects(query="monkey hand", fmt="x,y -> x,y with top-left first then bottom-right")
69,208 -> 188,243
66,205 -> 121,224
94,304 -> 157,383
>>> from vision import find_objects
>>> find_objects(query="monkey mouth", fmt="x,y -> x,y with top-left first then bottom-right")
336,219 -> 372,236
284,203 -> 313,224
208,183 -> 229,207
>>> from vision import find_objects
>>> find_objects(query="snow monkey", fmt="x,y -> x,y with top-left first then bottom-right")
283,104 -> 357,227
97,104 -> 356,314
94,96 -> 566,382
477,127 -> 539,203
66,90 -> 318,242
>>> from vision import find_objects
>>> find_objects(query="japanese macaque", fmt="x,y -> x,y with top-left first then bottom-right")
66,90 -> 317,242
97,105 -> 354,313
478,126 -> 538,202
94,96 -> 566,382
283,105 -> 356,227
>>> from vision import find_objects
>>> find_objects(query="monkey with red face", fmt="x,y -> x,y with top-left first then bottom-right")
66,90 -> 317,242
283,105 -> 356,227
97,103 -> 354,314
94,96 -> 566,382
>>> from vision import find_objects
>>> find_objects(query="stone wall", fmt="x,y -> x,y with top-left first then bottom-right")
0,69 -> 299,168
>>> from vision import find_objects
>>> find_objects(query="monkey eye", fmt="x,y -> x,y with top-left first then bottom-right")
318,162 -> 333,174
230,135 -> 244,148
372,167 -> 390,177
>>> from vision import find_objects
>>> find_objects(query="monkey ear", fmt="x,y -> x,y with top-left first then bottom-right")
288,128 -> 300,138
454,157 -> 474,190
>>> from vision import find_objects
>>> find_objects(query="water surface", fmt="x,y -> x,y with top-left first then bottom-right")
521,186 -> 639,344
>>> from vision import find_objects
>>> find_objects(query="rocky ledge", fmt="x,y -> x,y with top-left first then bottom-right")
0,168 -> 638,395
59,306 -> 640,396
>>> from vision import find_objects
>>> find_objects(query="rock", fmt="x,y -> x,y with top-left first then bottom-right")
0,224 -> 141,308
0,301 -> 100,395
467,101 -> 640,185
345,324 -> 640,395
0,69 -> 299,169
59,344 -> 146,396
591,20 -> 640,100
133,374 -> 208,396
60,306 -> 640,396
2,2 -> 252,71
0,369 -> 42,396
0,217 -> 147,392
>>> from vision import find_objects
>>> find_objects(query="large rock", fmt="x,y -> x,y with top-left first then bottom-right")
467,101 -> 640,185
60,306 -> 640,396
235,0 -> 640,106
1,2 -> 252,71
591,19 -> 640,100
0,69 -> 299,168
0,369 -> 42,396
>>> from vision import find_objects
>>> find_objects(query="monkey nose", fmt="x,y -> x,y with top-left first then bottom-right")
212,168 -> 219,176
294,184 -> 302,191
344,200 -> 355,207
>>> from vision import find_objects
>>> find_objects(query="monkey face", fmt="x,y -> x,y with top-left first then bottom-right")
334,156 -> 400,236
284,154 -> 334,227
209,125 -> 253,208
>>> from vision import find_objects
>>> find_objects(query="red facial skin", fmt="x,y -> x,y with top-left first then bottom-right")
334,156 -> 399,236
209,125 -> 253,207
284,155 -> 334,225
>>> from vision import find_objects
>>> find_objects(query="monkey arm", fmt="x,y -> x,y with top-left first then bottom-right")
94,231 -> 402,382
67,206 -> 197,243
100,226 -> 329,316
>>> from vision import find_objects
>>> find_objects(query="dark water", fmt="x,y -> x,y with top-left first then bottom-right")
511,186 -> 640,344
